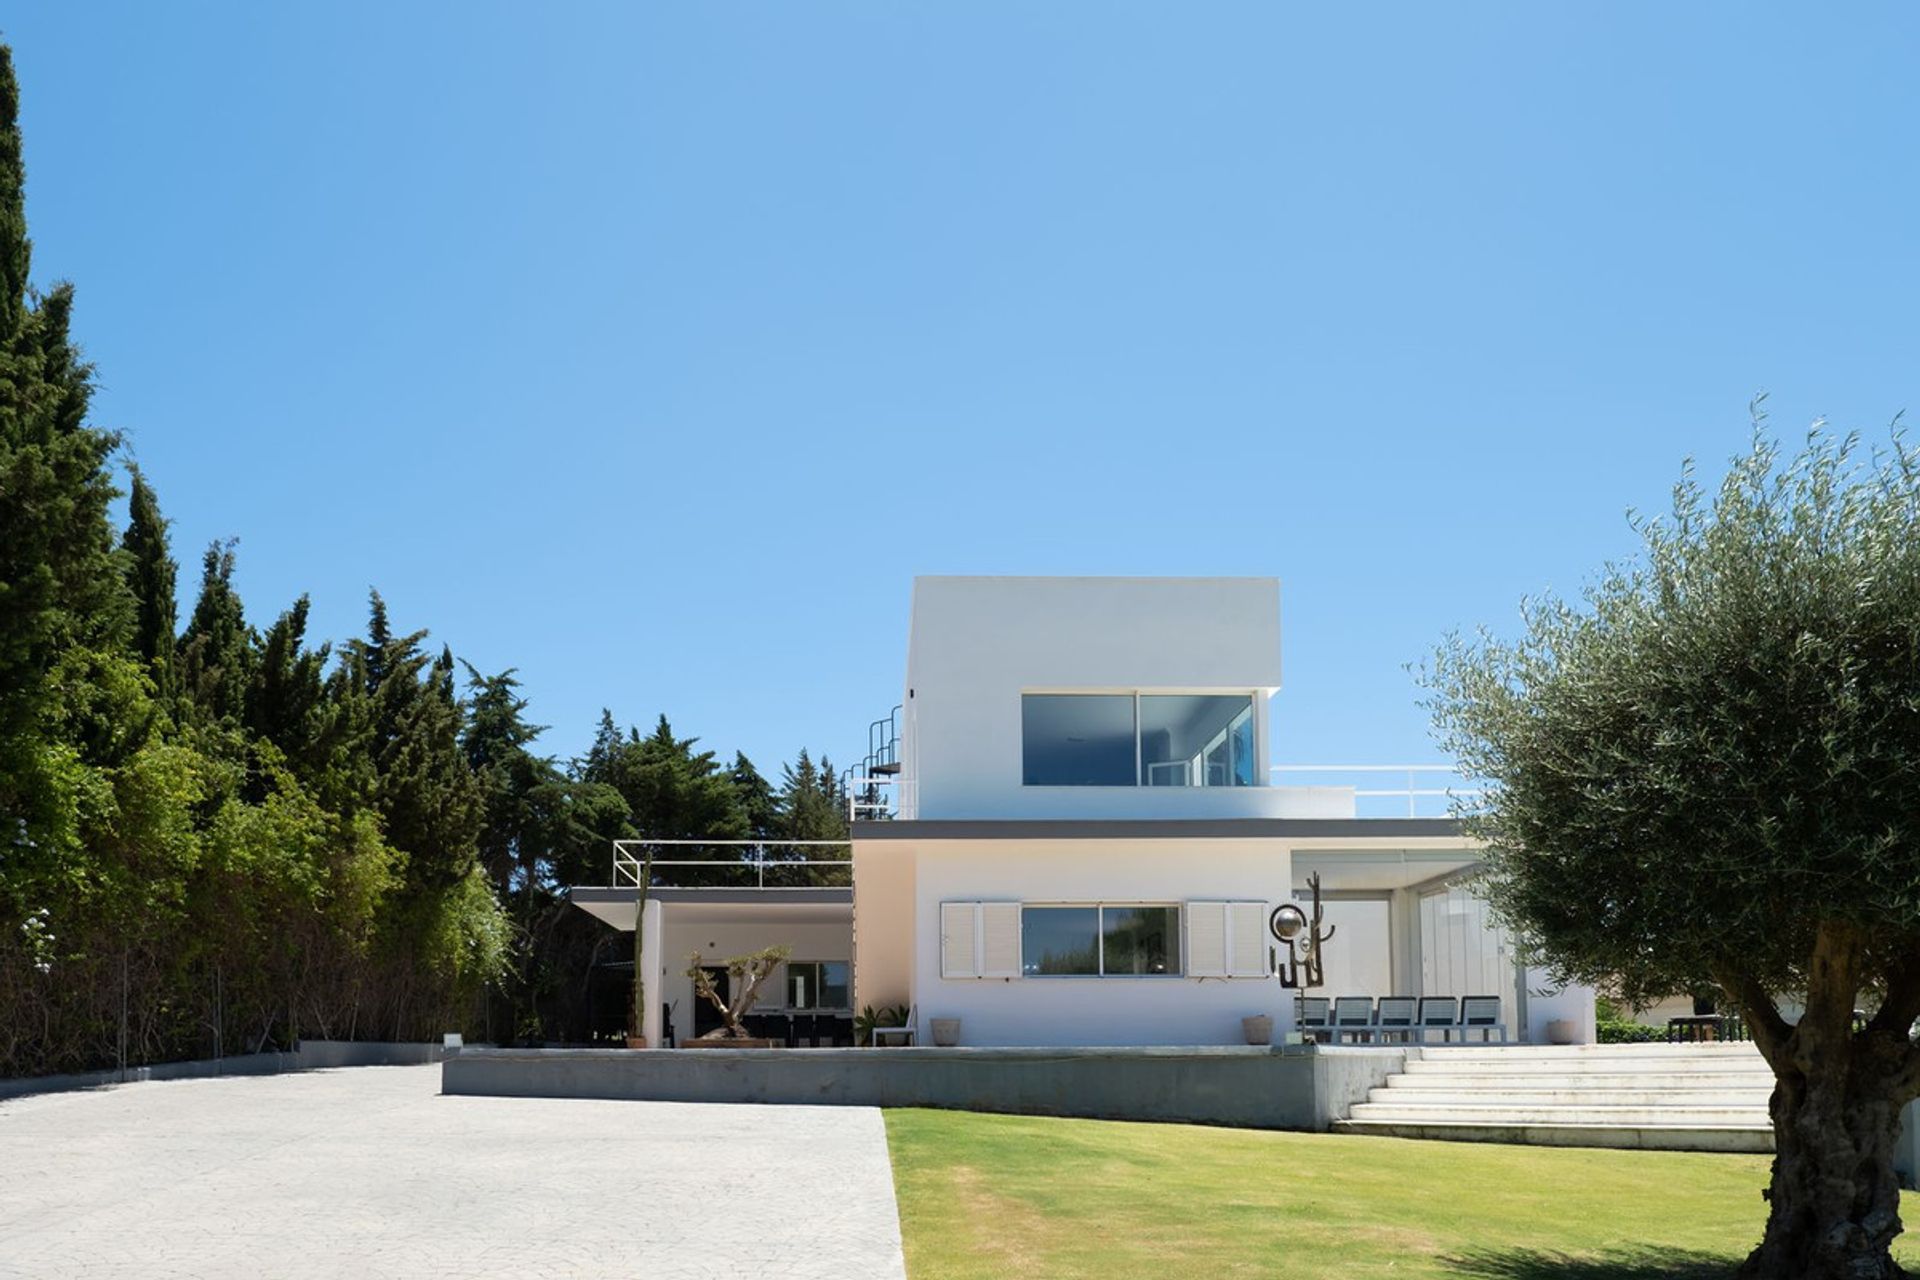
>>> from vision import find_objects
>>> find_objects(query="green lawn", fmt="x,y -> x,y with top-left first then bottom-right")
884,1108 -> 1920,1279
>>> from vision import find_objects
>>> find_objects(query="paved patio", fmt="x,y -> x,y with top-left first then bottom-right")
0,1063 -> 907,1279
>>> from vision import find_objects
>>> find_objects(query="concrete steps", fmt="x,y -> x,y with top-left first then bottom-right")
1332,1042 -> 1775,1153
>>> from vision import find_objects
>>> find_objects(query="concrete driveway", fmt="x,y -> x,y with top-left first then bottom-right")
0,1064 -> 906,1279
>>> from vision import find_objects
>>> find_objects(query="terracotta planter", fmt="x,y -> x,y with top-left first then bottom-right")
1547,1018 -> 1578,1045
930,1018 -> 962,1047
625,1035 -> 648,1049
682,1037 -> 779,1049
1242,1015 -> 1274,1046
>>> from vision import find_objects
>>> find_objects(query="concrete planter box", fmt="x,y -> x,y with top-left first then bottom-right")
929,1018 -> 962,1047
683,1038 -> 780,1050
1243,1015 -> 1274,1046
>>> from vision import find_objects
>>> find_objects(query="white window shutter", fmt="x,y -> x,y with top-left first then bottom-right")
1186,901 -> 1229,978
979,903 -> 1022,978
941,902 -> 979,979
1228,902 -> 1269,978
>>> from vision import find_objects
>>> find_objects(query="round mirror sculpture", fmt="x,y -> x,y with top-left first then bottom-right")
1269,903 -> 1308,942
1270,873 -> 1335,988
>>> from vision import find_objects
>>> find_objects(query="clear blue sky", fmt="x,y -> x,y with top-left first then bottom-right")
10,5 -> 1918,774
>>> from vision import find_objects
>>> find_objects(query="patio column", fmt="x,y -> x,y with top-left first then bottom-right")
640,896 -> 665,1047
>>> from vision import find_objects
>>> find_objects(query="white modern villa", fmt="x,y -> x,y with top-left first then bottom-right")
571,575 -> 1598,1051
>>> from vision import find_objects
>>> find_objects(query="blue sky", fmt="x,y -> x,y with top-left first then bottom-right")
10,5 -> 1919,773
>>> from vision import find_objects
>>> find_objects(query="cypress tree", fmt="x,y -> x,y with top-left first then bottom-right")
0,46 -> 27,345
177,540 -> 252,726
246,595 -> 330,772
580,708 -> 622,783
730,752 -> 777,839
0,43 -> 127,816
349,594 -> 482,891
121,466 -> 178,704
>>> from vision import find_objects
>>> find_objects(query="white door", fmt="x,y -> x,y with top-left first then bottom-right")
1315,898 -> 1393,999
1418,881 -> 1516,1031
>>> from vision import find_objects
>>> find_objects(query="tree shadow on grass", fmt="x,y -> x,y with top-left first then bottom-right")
1441,1246 -> 1737,1279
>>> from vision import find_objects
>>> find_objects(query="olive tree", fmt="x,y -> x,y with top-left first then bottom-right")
686,945 -> 789,1040
1426,423 -> 1920,1280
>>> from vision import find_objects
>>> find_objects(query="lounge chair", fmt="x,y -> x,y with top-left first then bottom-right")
1297,995 -> 1332,1043
1374,996 -> 1417,1044
1415,996 -> 1460,1044
1331,996 -> 1377,1044
1460,995 -> 1508,1044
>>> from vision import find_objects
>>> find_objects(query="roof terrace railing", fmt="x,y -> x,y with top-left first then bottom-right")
1269,764 -> 1485,820
846,775 -> 916,823
611,839 -> 853,890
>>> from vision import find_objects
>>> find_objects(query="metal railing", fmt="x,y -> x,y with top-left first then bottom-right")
1269,764 -> 1484,819
611,839 -> 852,889
846,775 -> 915,823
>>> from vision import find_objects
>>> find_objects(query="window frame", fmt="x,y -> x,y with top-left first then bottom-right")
784,959 -> 852,1011
1018,900 -> 1185,979
1021,690 -> 1262,789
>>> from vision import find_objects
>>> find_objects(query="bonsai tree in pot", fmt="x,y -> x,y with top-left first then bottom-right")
686,945 -> 790,1043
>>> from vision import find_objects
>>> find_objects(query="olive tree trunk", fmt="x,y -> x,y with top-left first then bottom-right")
1742,1062 -> 1907,1279
1727,937 -> 1920,1280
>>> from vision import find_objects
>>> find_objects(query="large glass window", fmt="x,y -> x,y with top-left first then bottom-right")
1021,904 -> 1182,977
1023,693 -> 1259,787
1021,906 -> 1099,975
1139,695 -> 1256,788
1101,906 -> 1179,975
1230,705 -> 1257,786
1021,695 -> 1137,786
786,961 -> 851,1009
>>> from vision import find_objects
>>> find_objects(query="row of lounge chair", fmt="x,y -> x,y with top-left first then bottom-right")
1297,994 -> 1508,1044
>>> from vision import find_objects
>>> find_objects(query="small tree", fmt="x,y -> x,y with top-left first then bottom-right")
686,945 -> 790,1040
1426,421 -> 1920,1279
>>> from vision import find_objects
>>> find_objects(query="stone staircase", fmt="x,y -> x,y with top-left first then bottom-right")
1332,1042 -> 1775,1152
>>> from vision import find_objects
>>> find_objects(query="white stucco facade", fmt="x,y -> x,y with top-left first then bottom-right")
900,576 -> 1352,820
578,573 -> 1578,1050
899,838 -> 1294,1046
841,574 -> 1554,1047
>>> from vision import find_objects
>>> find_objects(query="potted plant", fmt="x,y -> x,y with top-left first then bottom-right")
682,945 -> 791,1048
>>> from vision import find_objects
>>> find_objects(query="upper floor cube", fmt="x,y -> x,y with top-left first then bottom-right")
900,576 -> 1341,820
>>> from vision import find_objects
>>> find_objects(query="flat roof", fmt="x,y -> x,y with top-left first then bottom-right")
849,817 -> 1464,841
568,885 -> 853,932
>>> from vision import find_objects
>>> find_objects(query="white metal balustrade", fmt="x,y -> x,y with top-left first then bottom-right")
1270,764 -> 1484,819
845,775 -> 916,822
610,839 -> 852,889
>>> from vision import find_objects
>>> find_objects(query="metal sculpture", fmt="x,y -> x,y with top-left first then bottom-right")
1269,871 -> 1335,989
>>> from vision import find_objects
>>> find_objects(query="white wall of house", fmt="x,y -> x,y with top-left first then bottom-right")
900,577 -> 1350,820
908,838 -> 1295,1046
645,914 -> 853,1046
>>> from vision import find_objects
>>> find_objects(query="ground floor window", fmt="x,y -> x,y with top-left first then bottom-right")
1021,904 -> 1180,977
785,960 -> 850,1010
